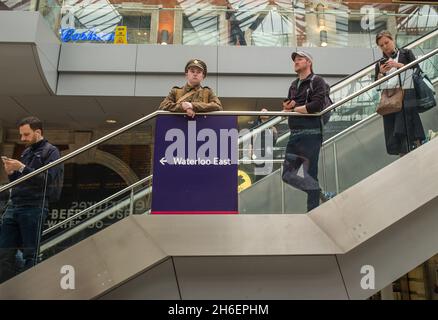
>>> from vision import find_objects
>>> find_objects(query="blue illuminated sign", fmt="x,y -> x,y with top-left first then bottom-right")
60,28 -> 115,43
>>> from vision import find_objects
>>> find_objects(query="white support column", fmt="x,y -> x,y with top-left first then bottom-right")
173,7 -> 183,45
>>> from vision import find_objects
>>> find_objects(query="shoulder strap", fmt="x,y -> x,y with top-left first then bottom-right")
174,88 -> 184,103
305,75 -> 317,102
203,88 -> 209,103
309,74 -> 317,92
176,90 -> 197,104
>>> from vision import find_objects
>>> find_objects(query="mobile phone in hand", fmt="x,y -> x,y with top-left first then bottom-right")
379,57 -> 389,65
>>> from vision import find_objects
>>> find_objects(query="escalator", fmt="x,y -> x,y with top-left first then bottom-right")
239,29 -> 438,213
242,27 -> 438,147
0,44 -> 438,300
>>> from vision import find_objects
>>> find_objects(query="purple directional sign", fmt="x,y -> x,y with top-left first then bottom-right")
151,115 -> 238,214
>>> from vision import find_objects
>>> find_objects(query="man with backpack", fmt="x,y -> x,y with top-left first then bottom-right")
282,51 -> 333,212
0,116 -> 63,283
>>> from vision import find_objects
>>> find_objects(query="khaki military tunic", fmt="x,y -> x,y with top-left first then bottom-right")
159,84 -> 222,112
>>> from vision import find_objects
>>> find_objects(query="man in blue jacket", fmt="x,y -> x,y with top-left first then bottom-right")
282,51 -> 329,212
0,116 -> 62,283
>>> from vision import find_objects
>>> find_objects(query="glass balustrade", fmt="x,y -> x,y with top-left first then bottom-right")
271,30 -> 438,154
239,49 -> 438,215
2,1 -> 437,48
0,118 -> 155,282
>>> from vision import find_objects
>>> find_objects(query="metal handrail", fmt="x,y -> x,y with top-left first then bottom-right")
42,175 -> 152,235
314,48 -> 437,113
255,74 -> 438,193
112,5 -> 438,17
239,47 -> 438,144
275,49 -> 438,145
44,59 -> 438,242
0,48 -> 437,195
38,57 -> 438,254
238,28 -> 438,144
40,185 -> 153,253
39,71 -> 438,256
322,75 -> 438,146
330,28 -> 438,92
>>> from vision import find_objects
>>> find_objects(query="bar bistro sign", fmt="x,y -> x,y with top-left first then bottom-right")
60,11 -> 116,43
60,28 -> 115,43
59,1 -> 121,43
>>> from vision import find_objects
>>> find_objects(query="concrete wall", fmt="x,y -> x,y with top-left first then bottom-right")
57,43 -> 380,98
0,11 -> 60,94
0,10 -> 381,99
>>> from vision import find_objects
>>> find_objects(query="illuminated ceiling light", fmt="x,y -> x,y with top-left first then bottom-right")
106,119 -> 117,124
320,30 -> 328,47
160,29 -> 169,45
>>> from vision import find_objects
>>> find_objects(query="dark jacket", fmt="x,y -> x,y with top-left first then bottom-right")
226,6 -> 240,25
8,139 -> 61,207
373,48 -> 426,155
374,48 -> 416,81
286,73 -> 327,130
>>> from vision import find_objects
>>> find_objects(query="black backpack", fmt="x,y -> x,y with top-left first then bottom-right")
306,75 -> 333,125
41,144 -> 64,203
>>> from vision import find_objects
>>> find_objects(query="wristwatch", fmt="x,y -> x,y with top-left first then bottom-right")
18,165 -> 25,173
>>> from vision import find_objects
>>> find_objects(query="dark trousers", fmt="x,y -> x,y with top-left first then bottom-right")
383,89 -> 426,155
229,24 -> 246,45
0,205 -> 47,283
285,133 -> 322,212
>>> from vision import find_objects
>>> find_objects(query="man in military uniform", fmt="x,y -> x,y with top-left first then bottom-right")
159,59 -> 222,118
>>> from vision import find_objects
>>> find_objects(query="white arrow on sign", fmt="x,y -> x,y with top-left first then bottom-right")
160,157 -> 167,165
